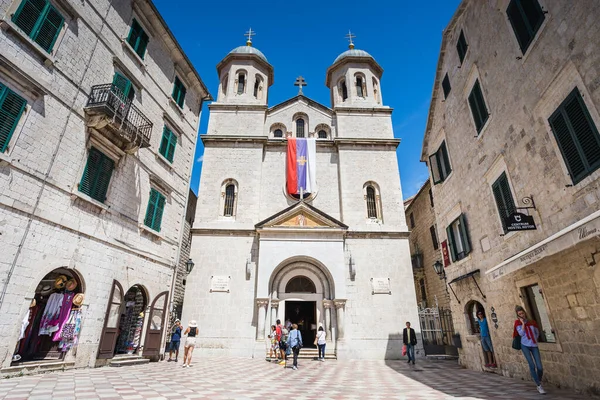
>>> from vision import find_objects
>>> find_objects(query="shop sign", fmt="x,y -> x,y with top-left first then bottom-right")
210,275 -> 230,293
441,240 -> 451,267
505,212 -> 537,231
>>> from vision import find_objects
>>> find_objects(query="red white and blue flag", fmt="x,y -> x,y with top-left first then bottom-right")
286,138 -> 317,196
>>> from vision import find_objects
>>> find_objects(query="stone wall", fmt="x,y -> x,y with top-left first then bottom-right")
422,0 -> 600,394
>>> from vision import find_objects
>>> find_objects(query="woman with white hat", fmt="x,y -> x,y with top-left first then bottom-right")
182,320 -> 198,367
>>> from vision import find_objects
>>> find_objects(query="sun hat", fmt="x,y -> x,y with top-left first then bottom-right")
65,278 -> 78,292
73,293 -> 85,307
40,284 -> 54,296
188,320 -> 198,328
54,275 -> 68,289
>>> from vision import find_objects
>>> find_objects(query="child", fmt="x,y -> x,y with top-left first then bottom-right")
267,325 -> 279,361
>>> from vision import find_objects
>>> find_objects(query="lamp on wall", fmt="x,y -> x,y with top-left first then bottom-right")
349,254 -> 356,280
186,258 -> 195,274
433,260 -> 445,279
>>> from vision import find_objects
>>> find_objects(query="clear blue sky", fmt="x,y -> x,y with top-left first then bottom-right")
153,0 -> 461,199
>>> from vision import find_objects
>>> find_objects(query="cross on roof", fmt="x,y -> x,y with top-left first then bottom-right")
245,28 -> 255,46
294,76 -> 307,95
345,30 -> 356,49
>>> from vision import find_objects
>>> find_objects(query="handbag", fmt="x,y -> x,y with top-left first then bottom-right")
402,344 -> 407,356
512,336 -> 522,350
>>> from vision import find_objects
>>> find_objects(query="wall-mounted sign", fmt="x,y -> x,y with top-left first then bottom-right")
370,278 -> 391,295
505,212 -> 537,231
210,275 -> 231,293
441,240 -> 451,267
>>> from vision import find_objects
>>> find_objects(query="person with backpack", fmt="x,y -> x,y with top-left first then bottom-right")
182,320 -> 198,368
167,319 -> 182,362
513,306 -> 545,394
286,323 -> 303,370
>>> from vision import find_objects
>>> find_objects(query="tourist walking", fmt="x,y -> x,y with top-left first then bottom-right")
168,319 -> 182,362
513,306 -> 546,394
315,326 -> 326,361
182,320 -> 198,368
477,311 -> 497,368
268,325 -> 279,361
402,321 -> 417,365
276,319 -> 286,365
287,323 -> 303,370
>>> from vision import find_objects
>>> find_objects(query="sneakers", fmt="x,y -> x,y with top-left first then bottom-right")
182,364 -> 187,368
537,385 -> 546,394
490,363 -> 497,368
320,358 -> 325,362
278,360 -> 285,365
292,366 -> 298,370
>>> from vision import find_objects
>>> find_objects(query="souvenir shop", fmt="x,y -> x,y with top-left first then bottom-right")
12,268 -> 84,364
114,285 -> 146,355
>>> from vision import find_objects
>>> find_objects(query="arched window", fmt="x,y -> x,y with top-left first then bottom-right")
466,300 -> 485,334
236,73 -> 245,95
296,119 -> 305,138
366,186 -> 377,218
356,76 -> 364,97
224,184 -> 235,216
253,75 -> 263,99
372,77 -> 380,104
318,130 -> 327,139
221,74 -> 228,96
340,79 -> 348,101
274,129 -> 283,138
285,276 -> 316,293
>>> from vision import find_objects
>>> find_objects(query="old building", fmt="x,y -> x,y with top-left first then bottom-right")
0,0 -> 210,373
182,36 -> 419,360
422,0 -> 600,394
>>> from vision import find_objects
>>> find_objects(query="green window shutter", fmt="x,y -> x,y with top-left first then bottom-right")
456,30 -> 468,64
144,189 -> 166,232
137,30 -> 149,59
469,80 -> 489,133
159,126 -> 176,163
440,141 -> 452,178
12,0 -> 46,37
492,173 -> 516,232
458,214 -> 471,256
446,224 -> 457,262
0,85 -> 27,152
172,77 -> 186,108
167,130 -> 177,162
429,152 -> 441,184
32,4 -> 63,52
112,72 -> 133,101
507,0 -> 545,54
442,74 -> 451,99
127,19 -> 149,59
79,147 -> 114,202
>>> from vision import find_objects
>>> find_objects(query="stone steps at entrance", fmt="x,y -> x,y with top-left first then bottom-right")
266,348 -> 337,360
109,355 -> 150,367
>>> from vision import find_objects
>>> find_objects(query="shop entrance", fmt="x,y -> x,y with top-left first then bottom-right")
114,285 -> 147,355
285,300 -> 316,348
12,268 -> 84,365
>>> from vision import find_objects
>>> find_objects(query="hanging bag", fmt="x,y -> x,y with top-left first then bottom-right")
402,344 -> 407,356
512,336 -> 521,350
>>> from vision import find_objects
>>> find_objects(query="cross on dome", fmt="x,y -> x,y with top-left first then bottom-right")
245,28 -> 255,46
345,30 -> 356,49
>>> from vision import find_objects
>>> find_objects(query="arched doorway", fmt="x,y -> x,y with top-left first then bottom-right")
12,268 -> 84,365
285,276 -> 318,347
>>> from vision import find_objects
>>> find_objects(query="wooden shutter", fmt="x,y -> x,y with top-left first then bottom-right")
507,0 -> 530,52
440,141 -> 452,178
563,90 -> 600,173
456,30 -> 468,64
127,19 -> 142,51
442,74 -> 451,99
458,214 -> 471,255
112,72 -> 133,101
79,147 -> 114,202
12,0 -> 46,37
33,4 -> 63,52
469,81 -> 488,133
173,78 -> 186,108
0,86 -> 27,152
159,127 -> 177,163
446,224 -> 457,262
430,225 -> 439,250
153,194 -> 165,231
492,173 -> 516,231
144,189 -> 165,231
137,29 -> 149,59
429,152 -> 442,184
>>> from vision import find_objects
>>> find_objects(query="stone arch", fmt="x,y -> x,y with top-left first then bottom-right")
27,266 -> 86,297
314,123 -> 331,139
465,299 -> 485,335
269,122 -> 286,138
354,72 -> 367,98
269,256 -> 335,300
292,112 -> 309,138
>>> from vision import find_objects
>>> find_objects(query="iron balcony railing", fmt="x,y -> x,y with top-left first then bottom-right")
86,84 -> 152,148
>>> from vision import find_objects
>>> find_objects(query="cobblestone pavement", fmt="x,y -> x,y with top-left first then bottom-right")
0,357 -> 593,399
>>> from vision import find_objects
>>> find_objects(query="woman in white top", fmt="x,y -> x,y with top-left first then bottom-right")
316,326 -> 326,361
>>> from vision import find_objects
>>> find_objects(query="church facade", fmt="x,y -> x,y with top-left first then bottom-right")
182,38 -> 419,359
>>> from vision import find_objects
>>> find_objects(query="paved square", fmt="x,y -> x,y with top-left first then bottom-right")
0,357 -> 592,399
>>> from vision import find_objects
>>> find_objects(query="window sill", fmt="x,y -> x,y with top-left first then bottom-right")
0,151 -> 13,166
475,114 -> 493,141
70,189 -> 110,213
449,253 -> 472,269
155,152 -> 174,170
121,39 -> 147,71
138,223 -> 163,240
169,97 -> 184,114
366,218 -> 383,225
0,19 -> 56,66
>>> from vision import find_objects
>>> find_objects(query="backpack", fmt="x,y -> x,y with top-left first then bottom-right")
281,327 -> 289,342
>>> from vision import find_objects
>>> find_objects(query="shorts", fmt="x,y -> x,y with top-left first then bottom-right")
271,340 -> 279,351
169,340 -> 180,351
185,337 -> 196,348
279,341 -> 287,351
481,335 -> 493,352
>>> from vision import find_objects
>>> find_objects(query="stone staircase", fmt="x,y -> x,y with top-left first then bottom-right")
266,348 -> 336,360
109,354 -> 150,367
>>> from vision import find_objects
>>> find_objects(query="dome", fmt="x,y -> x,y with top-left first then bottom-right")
333,48 -> 374,64
228,45 -> 268,63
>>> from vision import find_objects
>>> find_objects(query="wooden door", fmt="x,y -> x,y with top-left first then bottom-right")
143,291 -> 168,358
97,280 -> 124,359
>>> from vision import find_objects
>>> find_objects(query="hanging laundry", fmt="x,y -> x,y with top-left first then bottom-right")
39,293 -> 64,335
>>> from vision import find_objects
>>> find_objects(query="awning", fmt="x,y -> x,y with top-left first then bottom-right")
447,269 -> 485,301
487,209 -> 600,281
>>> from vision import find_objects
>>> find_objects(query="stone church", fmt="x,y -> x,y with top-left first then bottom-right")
181,36 -> 419,359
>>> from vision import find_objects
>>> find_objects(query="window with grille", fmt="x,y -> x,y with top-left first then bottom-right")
318,130 -> 327,139
430,225 -> 439,250
285,276 -> 316,293
126,18 -> 149,59
172,77 -> 186,108
442,74 -> 451,99
274,129 -> 283,138
296,119 -> 305,138
446,214 -> 471,262
429,141 -> 452,184
223,184 -> 236,216
12,0 -> 64,53
237,74 -> 245,94
79,147 -> 114,203
468,80 -> 489,133
507,0 -> 545,54
159,126 -> 177,163
356,76 -> 364,97
144,188 -> 166,232
492,172 -> 516,232
341,80 -> 348,101
456,30 -> 468,64
0,83 -> 27,153
366,186 -> 378,219
549,87 -> 600,184
112,72 -> 135,102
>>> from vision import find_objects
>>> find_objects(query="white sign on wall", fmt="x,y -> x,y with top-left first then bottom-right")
210,275 -> 231,293
370,277 -> 391,295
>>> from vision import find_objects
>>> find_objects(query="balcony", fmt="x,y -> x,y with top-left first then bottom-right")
84,84 -> 152,153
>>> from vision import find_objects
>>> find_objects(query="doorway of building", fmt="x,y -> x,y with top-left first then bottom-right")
285,301 -> 316,348
114,285 -> 146,355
